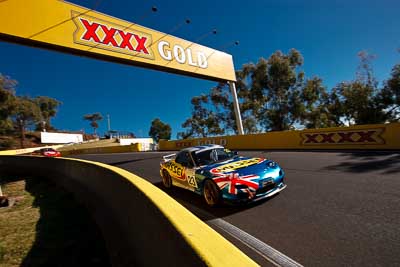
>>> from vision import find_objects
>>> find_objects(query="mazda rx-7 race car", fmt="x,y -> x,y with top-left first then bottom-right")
160,145 -> 286,206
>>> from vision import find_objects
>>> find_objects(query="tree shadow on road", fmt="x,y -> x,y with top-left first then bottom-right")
109,156 -> 162,167
153,181 -> 279,220
322,151 -> 400,174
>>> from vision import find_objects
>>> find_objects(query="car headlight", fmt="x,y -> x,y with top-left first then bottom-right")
268,161 -> 277,167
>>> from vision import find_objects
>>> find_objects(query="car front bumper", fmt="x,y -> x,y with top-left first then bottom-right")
222,182 -> 287,204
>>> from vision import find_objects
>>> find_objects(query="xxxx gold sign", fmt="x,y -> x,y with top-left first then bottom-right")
300,128 -> 385,145
210,158 -> 265,174
72,12 -> 154,60
0,0 -> 236,82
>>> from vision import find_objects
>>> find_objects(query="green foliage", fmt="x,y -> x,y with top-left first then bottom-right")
11,97 -> 41,148
379,63 -> 400,120
179,49 -> 399,137
0,74 -> 17,134
177,94 -> 224,139
300,77 -> 341,128
12,97 -> 41,126
83,113 -> 103,135
179,49 -> 307,135
149,118 -> 171,142
34,96 -> 61,131
0,74 -> 61,147
0,137 -> 15,149
334,51 -> 392,125
261,49 -> 305,131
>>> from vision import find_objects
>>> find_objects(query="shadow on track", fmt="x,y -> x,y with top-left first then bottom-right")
21,177 -> 110,267
102,156 -> 162,167
153,181 -> 279,220
322,151 -> 400,174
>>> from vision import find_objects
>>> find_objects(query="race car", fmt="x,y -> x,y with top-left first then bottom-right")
160,144 -> 286,206
32,148 -> 61,157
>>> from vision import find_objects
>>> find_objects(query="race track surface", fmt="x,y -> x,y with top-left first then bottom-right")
70,151 -> 400,267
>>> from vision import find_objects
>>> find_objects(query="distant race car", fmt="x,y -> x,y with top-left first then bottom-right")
160,144 -> 286,206
32,148 -> 61,157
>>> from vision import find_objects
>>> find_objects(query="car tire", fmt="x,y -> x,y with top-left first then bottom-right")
203,180 -> 221,207
162,169 -> 173,189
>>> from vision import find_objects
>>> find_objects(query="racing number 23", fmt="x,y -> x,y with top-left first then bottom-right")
186,169 -> 198,188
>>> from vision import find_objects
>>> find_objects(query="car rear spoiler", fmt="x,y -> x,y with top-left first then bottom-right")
162,153 -> 176,162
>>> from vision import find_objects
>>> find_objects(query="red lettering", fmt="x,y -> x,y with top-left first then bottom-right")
357,131 -> 376,142
320,133 -> 335,143
337,132 -> 354,143
100,25 -> 118,46
119,30 -> 134,50
134,35 -> 149,54
305,134 -> 319,143
78,17 -> 150,55
81,18 -> 100,42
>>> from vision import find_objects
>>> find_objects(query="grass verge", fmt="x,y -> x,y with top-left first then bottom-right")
0,176 -> 110,266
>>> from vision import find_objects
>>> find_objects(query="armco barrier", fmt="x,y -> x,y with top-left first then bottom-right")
0,156 -> 258,267
159,122 -> 400,150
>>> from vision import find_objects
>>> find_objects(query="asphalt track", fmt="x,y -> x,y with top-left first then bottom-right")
70,151 -> 400,267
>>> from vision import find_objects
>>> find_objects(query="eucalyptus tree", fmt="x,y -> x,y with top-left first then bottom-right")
334,51 -> 390,125
12,97 -> 41,148
83,112 -> 103,135
0,74 -> 17,134
34,96 -> 61,131
149,118 -> 171,142
379,62 -> 400,121
177,94 -> 224,139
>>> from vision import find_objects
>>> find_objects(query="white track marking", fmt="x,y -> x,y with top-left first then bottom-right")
186,203 -> 304,267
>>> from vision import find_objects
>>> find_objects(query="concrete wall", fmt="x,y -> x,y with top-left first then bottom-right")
159,123 -> 400,151
0,156 -> 257,267
119,138 -> 154,151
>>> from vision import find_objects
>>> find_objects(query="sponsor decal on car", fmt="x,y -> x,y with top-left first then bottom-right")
214,173 -> 259,196
185,169 -> 198,188
164,161 -> 185,180
210,158 -> 265,174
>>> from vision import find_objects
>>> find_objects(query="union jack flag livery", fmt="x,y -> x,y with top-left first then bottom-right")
214,173 -> 260,195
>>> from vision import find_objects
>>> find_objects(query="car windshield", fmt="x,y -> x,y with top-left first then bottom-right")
193,148 -> 235,166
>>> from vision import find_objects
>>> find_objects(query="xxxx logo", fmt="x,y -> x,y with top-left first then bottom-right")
72,11 -> 154,59
301,128 -> 385,145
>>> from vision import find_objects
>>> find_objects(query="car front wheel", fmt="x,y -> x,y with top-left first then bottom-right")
203,180 -> 221,207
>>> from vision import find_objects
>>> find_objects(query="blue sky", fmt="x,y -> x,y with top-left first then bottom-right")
1,0 -> 399,139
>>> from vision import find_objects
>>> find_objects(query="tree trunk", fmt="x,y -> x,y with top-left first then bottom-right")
19,121 -> 25,148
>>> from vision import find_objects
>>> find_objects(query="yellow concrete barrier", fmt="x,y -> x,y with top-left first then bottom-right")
60,143 -> 141,156
159,122 -> 400,150
0,145 -> 65,155
0,156 -> 258,267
